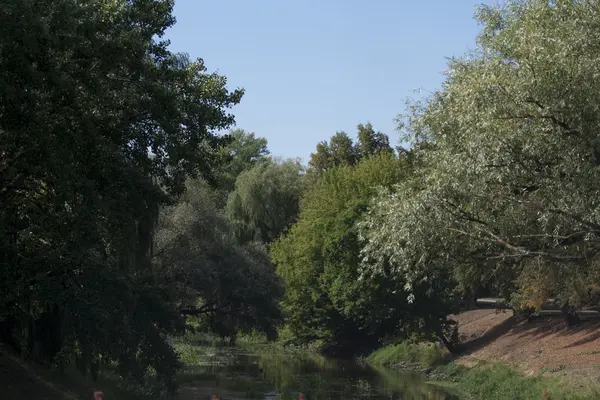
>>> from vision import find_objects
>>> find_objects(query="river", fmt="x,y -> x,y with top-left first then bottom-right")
176,344 -> 459,400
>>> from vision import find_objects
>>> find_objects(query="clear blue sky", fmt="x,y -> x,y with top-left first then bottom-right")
166,0 -> 495,163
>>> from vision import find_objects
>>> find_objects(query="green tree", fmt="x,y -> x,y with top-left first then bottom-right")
153,179 -> 284,341
271,153 -> 451,354
226,158 -> 305,243
356,122 -> 393,158
329,131 -> 358,167
308,124 -> 394,175
308,141 -> 333,173
215,129 -> 270,193
0,0 -> 242,392
308,131 -> 358,173
360,0 -> 600,320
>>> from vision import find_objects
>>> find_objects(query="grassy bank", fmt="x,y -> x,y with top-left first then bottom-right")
366,341 -> 448,370
432,362 -> 599,400
173,337 -> 453,400
367,342 -> 600,399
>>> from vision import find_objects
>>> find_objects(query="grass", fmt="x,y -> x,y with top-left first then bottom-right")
575,349 -> 600,356
430,362 -> 600,400
236,329 -> 268,345
367,341 -> 448,369
367,341 -> 600,399
539,364 -> 567,374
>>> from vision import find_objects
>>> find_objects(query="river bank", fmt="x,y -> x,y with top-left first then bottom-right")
173,336 -> 458,400
366,309 -> 600,399
5,308 -> 600,400
172,320 -> 600,400
369,348 -> 599,400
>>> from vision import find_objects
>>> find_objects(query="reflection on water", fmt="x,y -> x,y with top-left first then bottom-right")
182,345 -> 459,400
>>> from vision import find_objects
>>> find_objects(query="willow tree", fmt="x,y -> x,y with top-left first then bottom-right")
226,158 -> 305,244
360,0 -> 600,316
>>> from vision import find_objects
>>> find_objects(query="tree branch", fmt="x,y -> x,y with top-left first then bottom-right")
180,302 -> 243,316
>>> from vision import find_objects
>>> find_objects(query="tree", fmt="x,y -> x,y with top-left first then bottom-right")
226,158 -> 305,243
153,179 -> 284,341
215,129 -> 270,193
271,153 -> 450,354
360,0 -> 600,321
329,131 -> 359,167
356,122 -> 394,158
308,141 -> 333,173
308,124 -> 394,175
308,132 -> 358,173
0,0 -> 242,392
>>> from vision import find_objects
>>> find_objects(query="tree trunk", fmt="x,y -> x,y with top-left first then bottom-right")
436,327 -> 457,354
562,304 -> 581,327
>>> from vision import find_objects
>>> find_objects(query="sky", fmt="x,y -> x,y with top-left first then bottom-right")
166,0 -> 497,163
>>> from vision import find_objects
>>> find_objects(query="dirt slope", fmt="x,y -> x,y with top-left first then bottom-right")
451,309 -> 600,383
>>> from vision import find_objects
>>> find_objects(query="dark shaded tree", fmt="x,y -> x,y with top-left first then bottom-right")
153,179 -> 284,340
0,0 -> 242,393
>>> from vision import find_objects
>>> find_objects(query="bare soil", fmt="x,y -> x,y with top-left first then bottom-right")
450,309 -> 600,384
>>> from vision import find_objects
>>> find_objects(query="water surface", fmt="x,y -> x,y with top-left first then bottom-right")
178,344 -> 459,400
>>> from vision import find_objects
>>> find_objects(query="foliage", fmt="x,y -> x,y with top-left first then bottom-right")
0,0 -> 242,391
356,122 -> 394,158
271,152 -> 446,353
308,123 -> 393,174
214,128 -> 270,194
309,131 -> 357,173
153,179 -> 284,341
367,342 -> 448,370
360,0 -> 600,314
8,0 -> 600,397
226,158 -> 305,243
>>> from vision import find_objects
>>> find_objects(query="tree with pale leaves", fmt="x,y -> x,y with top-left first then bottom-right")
360,0 -> 600,321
